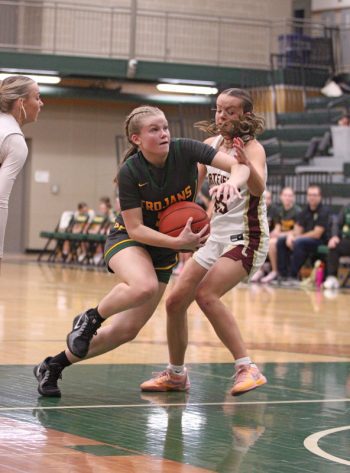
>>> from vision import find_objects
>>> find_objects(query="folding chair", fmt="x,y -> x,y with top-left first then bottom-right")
79,215 -> 109,266
63,214 -> 90,264
37,211 -> 74,262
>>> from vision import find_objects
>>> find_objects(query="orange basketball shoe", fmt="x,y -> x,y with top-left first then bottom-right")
140,368 -> 190,392
231,364 -> 267,396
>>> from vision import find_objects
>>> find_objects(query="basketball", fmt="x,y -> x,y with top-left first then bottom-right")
158,201 -> 210,237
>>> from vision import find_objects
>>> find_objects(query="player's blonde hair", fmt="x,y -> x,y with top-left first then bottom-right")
195,88 -> 264,142
0,75 -> 35,113
123,105 -> 165,161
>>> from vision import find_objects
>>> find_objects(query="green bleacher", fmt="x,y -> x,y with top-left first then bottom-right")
276,109 -> 342,126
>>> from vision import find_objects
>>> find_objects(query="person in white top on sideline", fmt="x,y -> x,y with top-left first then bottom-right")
0,75 -> 43,266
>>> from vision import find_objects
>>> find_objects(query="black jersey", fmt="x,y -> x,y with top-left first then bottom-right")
115,138 -> 218,231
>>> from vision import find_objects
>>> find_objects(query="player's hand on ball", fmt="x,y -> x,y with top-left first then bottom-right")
176,218 -> 209,251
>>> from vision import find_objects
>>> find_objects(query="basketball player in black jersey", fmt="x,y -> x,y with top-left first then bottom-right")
34,105 -> 250,396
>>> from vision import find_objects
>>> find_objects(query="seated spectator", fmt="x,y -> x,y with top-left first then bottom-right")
337,113 -> 350,127
74,201 -> 95,221
98,196 -> 115,224
265,189 -> 280,233
260,187 -> 302,283
323,203 -> 350,289
304,131 -> 332,161
114,195 -> 121,218
304,112 -> 350,161
63,202 -> 94,262
93,197 -> 115,266
276,185 -> 330,285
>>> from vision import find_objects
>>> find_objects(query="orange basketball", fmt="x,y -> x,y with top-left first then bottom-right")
158,201 -> 210,238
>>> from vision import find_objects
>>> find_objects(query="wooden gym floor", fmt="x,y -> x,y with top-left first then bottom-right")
0,255 -> 349,472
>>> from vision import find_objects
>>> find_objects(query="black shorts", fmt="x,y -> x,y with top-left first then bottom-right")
104,227 -> 178,284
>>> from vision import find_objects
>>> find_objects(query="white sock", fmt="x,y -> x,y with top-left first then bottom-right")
235,357 -> 251,368
168,363 -> 185,375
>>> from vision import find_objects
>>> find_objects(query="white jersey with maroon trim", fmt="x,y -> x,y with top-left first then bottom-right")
207,135 -> 269,245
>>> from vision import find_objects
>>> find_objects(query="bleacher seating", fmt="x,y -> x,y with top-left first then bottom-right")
262,92 -> 349,204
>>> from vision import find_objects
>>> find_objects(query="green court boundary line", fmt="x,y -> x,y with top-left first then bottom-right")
1,398 -> 349,411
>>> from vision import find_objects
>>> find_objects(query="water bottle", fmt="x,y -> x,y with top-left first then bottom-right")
315,261 -> 324,289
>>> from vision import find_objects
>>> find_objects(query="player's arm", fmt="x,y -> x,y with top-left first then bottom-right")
234,139 -> 266,196
122,207 -> 207,252
197,163 -> 208,190
209,149 -> 250,202
118,163 -> 206,252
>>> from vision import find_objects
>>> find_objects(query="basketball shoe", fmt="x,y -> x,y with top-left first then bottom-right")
33,357 -> 62,397
140,368 -> 190,392
66,309 -> 102,358
231,364 -> 267,396
323,275 -> 340,290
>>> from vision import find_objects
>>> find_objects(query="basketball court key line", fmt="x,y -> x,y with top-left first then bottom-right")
304,425 -> 350,466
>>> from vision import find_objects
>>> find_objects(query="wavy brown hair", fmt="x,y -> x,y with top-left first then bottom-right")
195,88 -> 264,142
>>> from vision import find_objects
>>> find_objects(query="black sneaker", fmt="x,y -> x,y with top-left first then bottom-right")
66,310 -> 102,358
33,357 -> 62,397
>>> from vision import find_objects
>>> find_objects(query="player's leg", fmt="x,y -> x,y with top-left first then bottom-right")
140,257 -> 207,392
167,257 -> 208,365
196,257 -> 248,359
74,282 -> 167,360
195,246 -> 267,396
67,245 -> 159,358
261,237 -> 278,283
34,282 -> 167,397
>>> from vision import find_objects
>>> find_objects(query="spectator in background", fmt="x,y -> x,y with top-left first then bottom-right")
265,189 -> 279,233
85,197 -> 115,266
260,187 -> 301,284
323,202 -> 350,289
304,131 -> 332,161
276,185 -> 330,285
98,196 -> 115,224
74,201 -> 95,221
62,202 -> 94,262
304,112 -> 350,162
114,195 -> 121,218
337,112 -> 350,127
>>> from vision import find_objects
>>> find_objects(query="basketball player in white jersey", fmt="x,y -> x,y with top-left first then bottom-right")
141,88 -> 269,395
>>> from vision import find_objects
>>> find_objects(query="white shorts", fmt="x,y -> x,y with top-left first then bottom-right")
193,236 -> 269,283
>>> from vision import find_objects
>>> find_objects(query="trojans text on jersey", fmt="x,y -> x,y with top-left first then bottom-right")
141,185 -> 193,212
